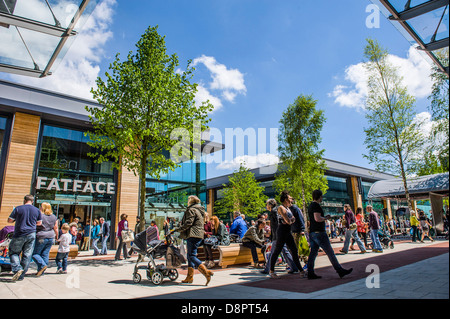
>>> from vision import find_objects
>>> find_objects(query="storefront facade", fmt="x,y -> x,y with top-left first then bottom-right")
0,79 -> 215,248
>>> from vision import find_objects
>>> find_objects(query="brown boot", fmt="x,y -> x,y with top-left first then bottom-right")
181,267 -> 194,283
198,264 -> 214,286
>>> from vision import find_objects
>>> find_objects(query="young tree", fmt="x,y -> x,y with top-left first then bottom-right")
426,48 -> 449,173
86,26 -> 213,232
276,94 -> 328,214
362,38 -> 425,209
215,163 -> 267,220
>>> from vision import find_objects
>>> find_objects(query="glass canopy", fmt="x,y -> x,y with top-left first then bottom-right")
372,0 -> 449,76
0,0 -> 99,78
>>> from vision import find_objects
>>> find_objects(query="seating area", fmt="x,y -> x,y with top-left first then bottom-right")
197,243 -> 265,269
48,245 -> 79,260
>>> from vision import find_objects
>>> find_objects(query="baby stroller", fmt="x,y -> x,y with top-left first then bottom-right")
378,229 -> 394,249
131,226 -> 185,285
0,226 -> 14,273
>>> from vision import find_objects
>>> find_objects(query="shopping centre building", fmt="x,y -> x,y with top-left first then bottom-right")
206,160 -> 396,220
0,79 -> 224,248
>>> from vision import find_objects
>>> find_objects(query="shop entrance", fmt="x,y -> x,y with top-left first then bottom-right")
36,198 -> 112,251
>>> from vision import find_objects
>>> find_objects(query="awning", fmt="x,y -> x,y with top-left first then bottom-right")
367,172 -> 449,200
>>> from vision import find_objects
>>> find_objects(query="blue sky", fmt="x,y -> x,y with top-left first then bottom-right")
1,0 -> 441,179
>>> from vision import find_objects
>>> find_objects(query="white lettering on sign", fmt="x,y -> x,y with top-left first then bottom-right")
36,177 -> 115,194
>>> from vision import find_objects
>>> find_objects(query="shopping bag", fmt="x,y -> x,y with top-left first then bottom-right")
298,234 -> 310,257
121,229 -> 135,242
179,240 -> 187,260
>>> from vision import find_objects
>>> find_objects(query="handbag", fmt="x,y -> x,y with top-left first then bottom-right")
349,223 -> 358,230
203,235 -> 219,248
121,229 -> 134,242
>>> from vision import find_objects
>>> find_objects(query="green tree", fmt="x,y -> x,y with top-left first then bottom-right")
426,48 -> 449,173
215,163 -> 267,220
86,26 -> 213,232
276,94 -> 328,215
362,38 -> 425,209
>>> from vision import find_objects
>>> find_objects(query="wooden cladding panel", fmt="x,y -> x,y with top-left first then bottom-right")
115,166 -> 139,235
0,112 -> 40,229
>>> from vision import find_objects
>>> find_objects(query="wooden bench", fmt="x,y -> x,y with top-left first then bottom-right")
48,245 -> 79,260
198,243 -> 265,269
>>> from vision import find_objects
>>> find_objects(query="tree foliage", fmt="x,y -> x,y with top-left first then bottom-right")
215,164 -> 267,220
85,26 -> 213,231
362,38 -> 425,208
276,94 -> 328,214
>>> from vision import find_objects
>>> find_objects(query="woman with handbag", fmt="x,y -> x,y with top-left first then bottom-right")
203,215 -> 226,268
172,195 -> 213,286
115,214 -> 130,261
340,204 -> 367,254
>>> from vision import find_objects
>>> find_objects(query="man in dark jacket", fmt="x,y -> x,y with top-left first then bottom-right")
261,199 -> 299,274
290,204 -> 306,249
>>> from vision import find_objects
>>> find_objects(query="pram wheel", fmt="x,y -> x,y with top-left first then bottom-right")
132,273 -> 142,283
151,270 -> 164,285
168,269 -> 178,281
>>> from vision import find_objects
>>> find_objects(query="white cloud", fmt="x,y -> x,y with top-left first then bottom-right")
1,0 -> 116,100
192,55 -> 246,111
194,84 -> 223,111
330,46 -> 433,110
216,153 -> 279,171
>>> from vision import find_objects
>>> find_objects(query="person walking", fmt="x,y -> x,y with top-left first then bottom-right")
410,210 -> 420,242
419,211 -> 434,243
268,191 -> 304,279
91,219 -> 101,256
98,217 -> 110,255
261,199 -> 299,275
55,223 -> 71,274
242,219 -> 267,268
307,190 -> 353,280
115,214 -> 129,261
350,207 -> 368,250
7,194 -> 42,282
32,202 -> 58,277
80,220 -> 91,251
172,195 -> 213,286
340,204 -> 367,254
367,205 -> 383,253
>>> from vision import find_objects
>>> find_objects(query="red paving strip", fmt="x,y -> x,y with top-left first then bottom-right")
241,242 -> 449,294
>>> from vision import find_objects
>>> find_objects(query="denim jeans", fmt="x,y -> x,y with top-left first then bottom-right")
262,240 -> 299,273
242,241 -> 264,264
92,238 -> 100,255
32,237 -> 54,271
342,229 -> 366,252
370,229 -> 383,251
411,226 -> 419,242
9,233 -> 36,278
308,231 -> 343,273
100,236 -> 109,255
186,237 -> 203,268
55,252 -> 69,271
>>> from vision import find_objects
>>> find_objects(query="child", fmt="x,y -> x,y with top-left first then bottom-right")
56,223 -> 71,274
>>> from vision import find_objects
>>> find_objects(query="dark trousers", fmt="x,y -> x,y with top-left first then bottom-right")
308,231 -> 343,274
242,241 -> 264,263
269,224 -> 302,272
115,237 -> 129,260
411,226 -> 419,241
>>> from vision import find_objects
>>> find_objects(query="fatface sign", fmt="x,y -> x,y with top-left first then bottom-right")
36,176 -> 115,194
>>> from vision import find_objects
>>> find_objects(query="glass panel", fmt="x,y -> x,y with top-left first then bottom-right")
35,124 -> 114,225
0,0 -> 101,75
408,6 -> 449,43
0,116 -> 7,157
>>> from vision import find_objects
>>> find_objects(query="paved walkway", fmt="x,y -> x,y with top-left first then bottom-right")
0,240 -> 447,300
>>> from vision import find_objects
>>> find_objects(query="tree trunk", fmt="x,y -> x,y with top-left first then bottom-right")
139,154 -> 147,232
